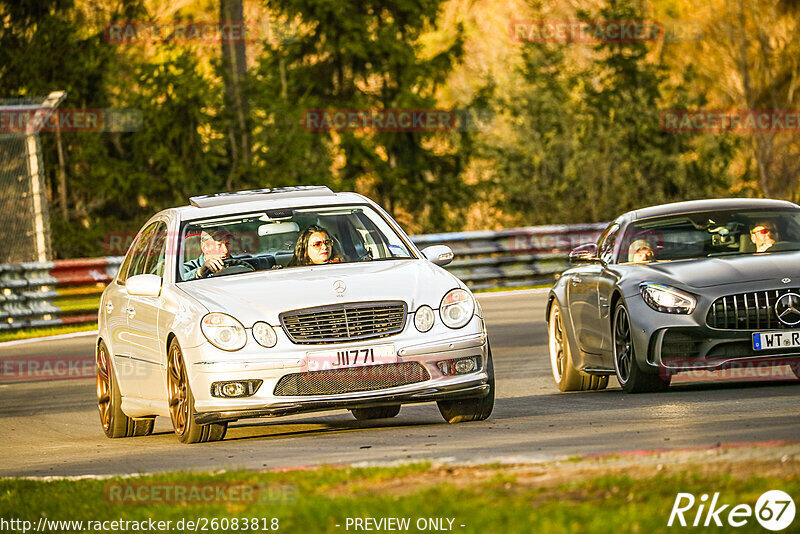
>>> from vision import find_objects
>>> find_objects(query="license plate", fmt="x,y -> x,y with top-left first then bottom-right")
306,344 -> 396,371
752,331 -> 800,350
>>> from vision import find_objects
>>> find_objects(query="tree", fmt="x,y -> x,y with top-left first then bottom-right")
251,0 -> 469,232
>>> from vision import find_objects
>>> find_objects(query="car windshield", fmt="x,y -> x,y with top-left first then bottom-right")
177,204 -> 415,281
619,208 -> 800,263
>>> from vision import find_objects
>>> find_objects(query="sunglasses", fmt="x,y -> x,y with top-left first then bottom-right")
751,227 -> 772,236
310,238 -> 333,249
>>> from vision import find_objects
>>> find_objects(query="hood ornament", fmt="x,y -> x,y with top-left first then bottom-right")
775,292 -> 800,326
782,278 -> 792,284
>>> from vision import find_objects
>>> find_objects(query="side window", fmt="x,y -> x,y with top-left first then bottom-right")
118,223 -> 158,283
143,222 -> 168,277
598,224 -> 620,264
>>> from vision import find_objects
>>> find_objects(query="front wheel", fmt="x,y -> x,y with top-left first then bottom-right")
437,346 -> 495,423
549,301 -> 608,392
167,339 -> 228,444
613,303 -> 669,393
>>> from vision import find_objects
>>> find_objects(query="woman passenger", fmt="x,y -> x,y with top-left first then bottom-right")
288,225 -> 344,266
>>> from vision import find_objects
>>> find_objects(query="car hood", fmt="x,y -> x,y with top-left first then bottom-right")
637,252 -> 800,289
176,259 -> 464,325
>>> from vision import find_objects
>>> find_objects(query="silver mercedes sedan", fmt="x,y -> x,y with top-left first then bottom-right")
96,186 -> 493,443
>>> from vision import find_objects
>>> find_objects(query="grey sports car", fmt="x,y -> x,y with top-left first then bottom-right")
546,198 -> 800,393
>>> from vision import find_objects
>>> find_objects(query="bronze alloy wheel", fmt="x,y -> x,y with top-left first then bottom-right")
96,340 -> 154,438
167,342 -> 190,437
166,338 -> 228,443
549,305 -> 567,383
96,342 -> 112,432
548,301 -> 608,392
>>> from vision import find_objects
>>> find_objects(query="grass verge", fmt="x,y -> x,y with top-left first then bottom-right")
1,447 -> 797,533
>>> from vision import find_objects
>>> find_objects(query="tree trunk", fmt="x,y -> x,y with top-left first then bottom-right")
220,0 -> 250,189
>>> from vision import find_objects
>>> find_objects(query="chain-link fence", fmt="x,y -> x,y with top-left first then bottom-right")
0,93 -> 64,264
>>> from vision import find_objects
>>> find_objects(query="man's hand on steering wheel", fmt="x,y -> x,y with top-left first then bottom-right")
197,257 -> 254,278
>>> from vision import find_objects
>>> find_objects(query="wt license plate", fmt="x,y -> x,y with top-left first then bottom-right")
752,331 -> 800,350
307,344 -> 396,371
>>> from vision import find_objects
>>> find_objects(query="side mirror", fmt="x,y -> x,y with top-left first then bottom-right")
422,245 -> 454,267
569,243 -> 600,264
126,274 -> 162,297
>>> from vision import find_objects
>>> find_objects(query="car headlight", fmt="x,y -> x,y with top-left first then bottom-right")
201,313 -> 247,351
440,289 -> 475,329
640,283 -> 696,314
414,305 -> 435,332
252,321 -> 278,348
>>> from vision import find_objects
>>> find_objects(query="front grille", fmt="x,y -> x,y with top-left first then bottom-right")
273,362 -> 429,396
280,301 -> 406,344
707,289 -> 800,330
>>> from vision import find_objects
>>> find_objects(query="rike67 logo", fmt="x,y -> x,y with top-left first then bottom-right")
669,490 -> 795,531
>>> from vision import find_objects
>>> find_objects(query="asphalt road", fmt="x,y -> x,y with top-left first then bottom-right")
1,290 -> 798,477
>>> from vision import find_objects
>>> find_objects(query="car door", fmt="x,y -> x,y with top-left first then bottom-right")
124,221 -> 168,400
569,224 -> 620,356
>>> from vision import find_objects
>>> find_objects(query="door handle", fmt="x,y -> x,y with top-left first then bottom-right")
571,276 -> 582,286
126,307 -> 136,319
105,302 -> 114,314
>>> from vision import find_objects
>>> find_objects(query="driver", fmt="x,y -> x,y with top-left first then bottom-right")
628,239 -> 655,263
183,228 -> 236,279
750,221 -> 778,252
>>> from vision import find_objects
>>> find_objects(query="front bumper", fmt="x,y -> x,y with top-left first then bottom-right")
624,285 -> 800,375
184,315 -> 489,423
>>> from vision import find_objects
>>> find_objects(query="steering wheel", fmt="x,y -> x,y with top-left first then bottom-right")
207,258 -> 256,277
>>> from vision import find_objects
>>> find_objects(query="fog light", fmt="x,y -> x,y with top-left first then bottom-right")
455,358 -> 476,374
436,357 -> 479,376
223,383 -> 245,397
211,379 -> 263,398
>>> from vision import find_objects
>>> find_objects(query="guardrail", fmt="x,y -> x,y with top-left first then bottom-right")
0,223 -> 606,330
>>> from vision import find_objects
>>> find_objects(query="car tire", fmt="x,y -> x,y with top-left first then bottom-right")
548,301 -> 609,392
167,339 -> 228,444
437,346 -> 495,424
350,405 -> 401,420
96,340 -> 155,438
613,303 -> 669,393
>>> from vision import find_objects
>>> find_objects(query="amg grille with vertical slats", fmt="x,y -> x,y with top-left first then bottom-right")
280,301 -> 407,344
273,362 -> 429,396
707,288 -> 799,330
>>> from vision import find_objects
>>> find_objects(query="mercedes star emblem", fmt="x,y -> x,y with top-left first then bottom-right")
333,280 -> 346,294
782,278 -> 792,284
775,292 -> 800,326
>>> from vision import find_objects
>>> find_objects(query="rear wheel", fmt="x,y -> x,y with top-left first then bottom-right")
96,340 -> 154,438
167,339 -> 228,444
549,301 -> 608,392
613,303 -> 669,393
350,405 -> 401,420
437,346 -> 495,423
